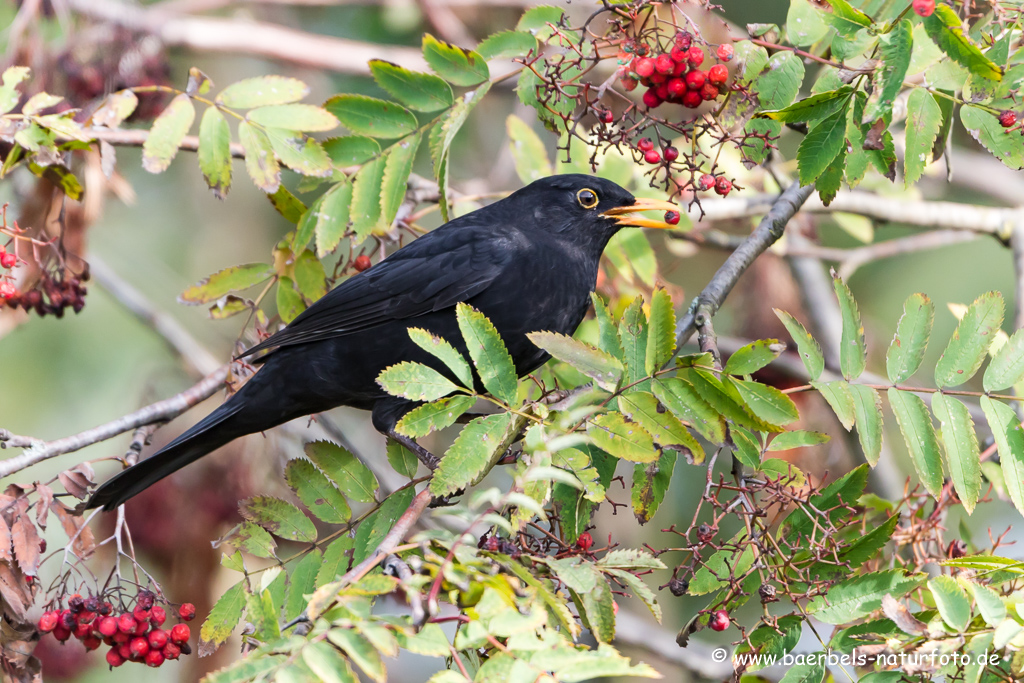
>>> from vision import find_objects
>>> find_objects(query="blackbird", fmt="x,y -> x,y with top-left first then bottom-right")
86,174 -> 677,510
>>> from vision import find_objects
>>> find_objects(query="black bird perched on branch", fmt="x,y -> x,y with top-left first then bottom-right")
86,174 -> 677,510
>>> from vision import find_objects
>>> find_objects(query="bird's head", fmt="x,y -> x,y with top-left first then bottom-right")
508,174 -> 679,242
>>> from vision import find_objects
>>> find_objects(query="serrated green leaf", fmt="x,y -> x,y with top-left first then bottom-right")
292,249 -> 326,301
969,582 -> 1006,627
645,289 -> 675,374
204,654 -> 286,683
276,276 -> 305,323
353,487 -> 413,564
887,293 -> 934,384
238,120 -> 280,193
324,95 -> 418,139
199,580 -> 247,648
422,34 -> 489,86
476,30 -> 538,61
380,132 -> 422,225
724,338 -> 784,375
757,87 -> 854,122
864,20 -> 912,122
587,412 -> 658,463
904,89 -> 943,186
618,391 -> 703,463
431,413 -> 516,496
652,377 -> 725,444
142,93 -> 195,173
310,181 -> 353,257
732,427 -> 762,468
602,567 -> 661,621
618,297 -> 649,391
284,549 -> 322,621
285,458 -> 351,524
775,309 -> 825,380
787,0 -> 831,46
887,388 -> 943,497
841,513 -> 898,568
730,378 -> 799,427
577,577 -> 616,643
815,147 -> 846,206
850,384 -> 883,466
369,60 -> 453,112
811,380 -> 856,429
630,451 -> 676,525
779,663 -> 825,683
395,394 -> 477,438
179,263 -> 273,305
247,104 -> 338,131
683,368 -> 778,432
980,396 -> 1024,517
323,136 -> 381,166
528,331 -> 623,391
240,496 -> 317,543
218,76 -> 309,108
429,83 -> 490,221
407,327 -> 474,388
228,520 -> 277,558
929,575 -> 971,631
198,107 -> 232,198
744,52 -> 804,163
457,303 -> 518,405
506,114 -> 551,184
302,640 -> 357,683
834,273 -> 866,380
768,430 -> 830,451
591,293 -> 623,360
932,393 -> 981,514
515,6 -> 565,39
798,106 -> 848,185
985,328 -> 1024,392
923,5 -> 1002,81
349,157 -> 385,242
960,106 -> 1024,170
386,439 -> 418,478
935,291 -> 1004,387
264,129 -> 333,177
377,361 -> 464,402
303,440 -> 378,503
808,570 -> 925,624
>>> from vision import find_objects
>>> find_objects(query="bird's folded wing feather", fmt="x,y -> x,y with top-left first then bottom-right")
240,223 -> 518,357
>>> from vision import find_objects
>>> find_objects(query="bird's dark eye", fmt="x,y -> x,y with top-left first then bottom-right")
576,188 -> 599,209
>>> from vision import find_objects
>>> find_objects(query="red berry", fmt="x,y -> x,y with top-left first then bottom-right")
133,617 -> 149,636
664,146 -> 679,162
576,532 -> 594,551
83,635 -> 102,651
715,177 -> 733,196
0,253 -> 15,269
709,609 -> 730,631
100,602 -> 113,616
148,629 -> 168,649
146,650 -> 165,667
178,603 -> 196,621
68,595 -> 84,612
716,44 -> 734,62
59,610 -> 75,630
98,616 -> 118,637
670,46 -> 689,64
621,76 -> 638,91
655,54 -> 674,75
130,636 -> 150,659
637,138 -> 654,152
117,642 -> 132,660
682,90 -> 703,108
133,606 -> 151,622
1000,110 -> 1017,128
708,64 -> 729,85
598,109 -> 614,124
655,83 -> 670,101
353,255 -> 372,272
73,622 -> 92,639
687,46 -> 705,66
699,174 -> 716,191
78,610 -> 96,625
644,149 -> 661,164
38,611 -> 58,633
150,606 -> 167,626
635,57 -> 655,78
0,282 -> 16,300
667,77 -> 686,98
675,31 -> 692,50
912,0 -> 935,17
106,649 -> 125,668
112,630 -> 129,644
170,623 -> 190,644
53,625 -> 71,642
665,211 -> 680,225
117,614 -> 137,634
137,591 -> 156,610
642,89 -> 661,108
701,83 -> 720,101
685,70 -> 705,90
162,642 -> 181,660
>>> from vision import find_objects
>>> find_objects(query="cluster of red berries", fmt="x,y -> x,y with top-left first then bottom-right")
477,533 -> 522,558
635,137 -> 679,165
912,0 -> 935,17
1,272 -> 88,317
37,590 -> 195,669
708,609 -> 730,631
999,110 -> 1017,129
618,32 -> 733,110
698,173 -> 733,197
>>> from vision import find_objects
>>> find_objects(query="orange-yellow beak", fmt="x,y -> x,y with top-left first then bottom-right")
601,197 -> 680,229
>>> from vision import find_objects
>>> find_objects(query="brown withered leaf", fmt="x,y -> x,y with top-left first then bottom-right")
34,485 -> 53,530
58,471 -> 90,500
0,517 -> 12,564
0,561 -> 31,619
51,501 -> 95,558
864,118 -> 887,150
10,516 -> 39,578
0,617 -> 39,669
881,593 -> 927,637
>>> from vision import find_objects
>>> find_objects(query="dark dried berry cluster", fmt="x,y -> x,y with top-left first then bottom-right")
617,32 -> 733,111
477,533 -> 521,558
2,271 -> 88,318
36,590 -> 195,669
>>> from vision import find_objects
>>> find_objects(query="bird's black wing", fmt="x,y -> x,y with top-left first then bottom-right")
241,219 -> 520,357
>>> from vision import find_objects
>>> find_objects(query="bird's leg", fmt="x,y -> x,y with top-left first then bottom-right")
387,430 -> 441,470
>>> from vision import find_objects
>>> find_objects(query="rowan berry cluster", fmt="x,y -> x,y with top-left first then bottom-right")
617,32 -> 733,111
0,243 -> 17,303
1,271 -> 87,317
36,590 -> 195,669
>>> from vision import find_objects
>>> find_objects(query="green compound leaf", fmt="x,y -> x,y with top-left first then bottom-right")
922,4 -> 1003,81
932,392 -> 981,514
304,441 -> 377,502
380,132 -> 422,226
833,273 -> 866,380
724,338 -> 784,376
887,388 -> 943,498
246,104 -> 338,131
807,570 -> 926,624
863,20 -> 912,122
886,293 -> 934,384
775,309 -> 825,380
735,616 -> 802,671
797,107 -> 849,185
528,331 -> 623,392
369,60 -> 454,112
395,394 -> 477,438
929,575 -> 972,631
985,328 -> 1024,392
422,34 -> 489,86
980,396 -> 1024,517
199,580 -> 247,651
904,89 -> 943,186
587,412 -> 658,463
179,263 -> 273,305
240,496 -> 317,543
324,94 -> 418,139
238,120 -> 280,193
142,93 -> 195,174
431,413 -> 517,496
285,458 -> 351,524
850,384 -> 883,466
457,303 -> 519,405
198,107 -> 232,199
934,291 -> 1004,388
217,76 -> 309,108
377,361 -> 461,402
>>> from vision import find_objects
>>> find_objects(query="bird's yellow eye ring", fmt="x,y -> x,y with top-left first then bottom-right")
577,188 -> 599,209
